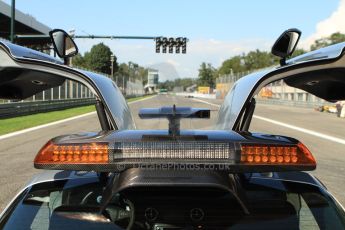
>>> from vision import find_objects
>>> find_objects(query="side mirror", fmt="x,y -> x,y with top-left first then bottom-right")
49,29 -> 78,58
271,28 -> 301,66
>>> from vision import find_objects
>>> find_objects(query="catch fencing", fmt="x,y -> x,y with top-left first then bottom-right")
0,71 -> 144,118
0,79 -> 96,118
0,98 -> 95,118
215,72 -> 250,99
216,71 -> 331,107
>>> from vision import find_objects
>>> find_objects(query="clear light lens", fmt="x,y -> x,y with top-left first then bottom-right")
113,142 -> 234,159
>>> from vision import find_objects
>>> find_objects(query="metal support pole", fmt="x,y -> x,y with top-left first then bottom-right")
69,81 -> 73,99
65,81 -> 68,99
10,0 -> 15,43
58,86 -> 61,100
110,55 -> 115,81
281,80 -> 285,100
75,82 -> 79,98
141,71 -> 143,94
122,75 -> 125,96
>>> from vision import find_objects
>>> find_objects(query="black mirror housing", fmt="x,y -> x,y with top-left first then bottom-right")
49,29 -> 78,58
272,28 -> 301,65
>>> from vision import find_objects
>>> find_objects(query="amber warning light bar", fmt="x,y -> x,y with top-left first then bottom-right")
34,139 -> 316,172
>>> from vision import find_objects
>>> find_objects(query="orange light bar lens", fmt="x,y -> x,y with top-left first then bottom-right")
241,142 -> 316,165
34,141 -> 109,164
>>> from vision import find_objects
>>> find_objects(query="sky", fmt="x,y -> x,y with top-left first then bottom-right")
4,0 -> 345,80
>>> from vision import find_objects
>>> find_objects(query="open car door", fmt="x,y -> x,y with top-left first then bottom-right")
0,41 -> 135,130
216,42 -> 345,131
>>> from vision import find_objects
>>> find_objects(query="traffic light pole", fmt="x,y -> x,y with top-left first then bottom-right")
14,34 -> 188,53
10,0 -> 15,43
9,1 -> 187,53
75,35 -> 156,40
15,34 -> 157,40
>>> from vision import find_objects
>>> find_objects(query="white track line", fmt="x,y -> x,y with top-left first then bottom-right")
192,98 -> 221,108
193,98 -> 345,146
0,95 -> 157,141
0,112 -> 96,141
128,95 -> 157,104
253,115 -> 345,145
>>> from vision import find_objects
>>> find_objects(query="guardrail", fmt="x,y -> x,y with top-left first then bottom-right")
0,98 -> 95,119
256,98 -> 329,108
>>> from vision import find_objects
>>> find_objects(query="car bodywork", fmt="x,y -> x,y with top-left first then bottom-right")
1,39 -> 345,229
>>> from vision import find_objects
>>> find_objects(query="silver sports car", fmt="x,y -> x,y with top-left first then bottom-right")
0,29 -> 344,230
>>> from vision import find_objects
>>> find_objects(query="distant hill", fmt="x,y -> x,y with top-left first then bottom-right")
148,62 -> 180,82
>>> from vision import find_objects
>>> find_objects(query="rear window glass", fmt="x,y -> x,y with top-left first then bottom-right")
1,175 -> 344,230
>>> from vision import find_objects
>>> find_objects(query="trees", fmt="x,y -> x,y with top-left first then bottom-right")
218,55 -> 245,75
218,50 -> 278,77
311,32 -> 345,51
290,48 -> 306,58
243,49 -> 277,71
71,53 -> 87,68
198,62 -> 216,88
71,43 -> 118,76
115,63 -> 130,88
137,67 -> 148,85
157,78 -> 195,91
216,32 -> 345,78
72,42 -> 148,84
84,43 -> 117,75
157,80 -> 174,91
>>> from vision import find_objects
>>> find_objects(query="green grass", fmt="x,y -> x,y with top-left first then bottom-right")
126,95 -> 153,102
0,95 -> 154,135
0,105 -> 96,135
